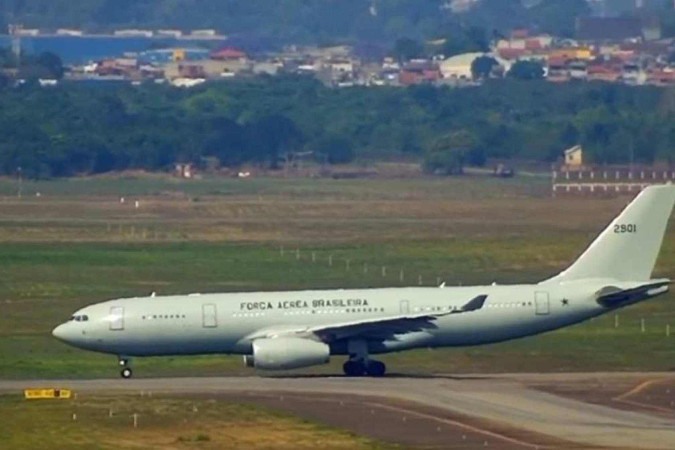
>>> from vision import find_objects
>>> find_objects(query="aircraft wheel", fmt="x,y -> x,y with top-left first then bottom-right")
121,367 -> 133,379
343,360 -> 366,377
366,360 -> 386,377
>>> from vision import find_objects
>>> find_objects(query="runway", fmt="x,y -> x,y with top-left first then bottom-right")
2,373 -> 675,449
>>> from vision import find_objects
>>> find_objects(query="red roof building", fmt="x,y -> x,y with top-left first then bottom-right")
210,47 -> 247,60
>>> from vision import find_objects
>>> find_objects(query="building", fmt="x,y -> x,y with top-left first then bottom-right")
139,48 -> 209,64
56,29 -> 83,36
157,29 -> 183,38
114,29 -> 154,38
439,53 -> 485,79
564,145 -> 583,168
399,60 -> 441,85
210,47 -> 247,61
163,59 -> 252,80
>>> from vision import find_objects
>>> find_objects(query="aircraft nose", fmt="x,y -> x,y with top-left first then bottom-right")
52,324 -> 70,342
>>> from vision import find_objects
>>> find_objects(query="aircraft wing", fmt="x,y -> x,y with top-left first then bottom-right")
247,295 -> 487,342
596,279 -> 670,308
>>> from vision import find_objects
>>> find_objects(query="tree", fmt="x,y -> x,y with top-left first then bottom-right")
529,0 -> 591,38
311,135 -> 354,165
392,37 -> 424,62
441,26 -> 490,58
471,55 -> 499,80
0,72 -> 9,89
423,130 -> 479,175
507,60 -> 545,80
35,52 -> 65,79
247,114 -> 304,169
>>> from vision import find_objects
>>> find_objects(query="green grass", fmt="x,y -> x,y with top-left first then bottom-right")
0,394 -> 394,449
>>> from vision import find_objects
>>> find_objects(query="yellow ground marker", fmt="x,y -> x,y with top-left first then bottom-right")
24,389 -> 72,400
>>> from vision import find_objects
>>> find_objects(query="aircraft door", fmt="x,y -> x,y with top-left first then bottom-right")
202,304 -> 217,328
400,300 -> 410,314
109,306 -> 124,331
534,292 -> 550,315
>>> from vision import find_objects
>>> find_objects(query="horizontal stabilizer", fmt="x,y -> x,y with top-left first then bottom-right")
596,279 -> 670,308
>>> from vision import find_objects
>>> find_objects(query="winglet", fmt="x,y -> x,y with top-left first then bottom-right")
459,295 -> 487,313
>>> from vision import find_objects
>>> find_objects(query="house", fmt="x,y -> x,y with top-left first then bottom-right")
157,29 -> 183,38
114,29 -> 153,38
646,68 -> 675,86
175,163 -> 194,179
546,57 -> 569,83
548,47 -> 593,62
56,29 -> 83,36
564,145 -> 583,168
587,64 -> 622,82
210,47 -> 247,61
399,60 -> 441,85
439,53 -> 486,79
163,59 -> 252,79
191,29 -> 217,37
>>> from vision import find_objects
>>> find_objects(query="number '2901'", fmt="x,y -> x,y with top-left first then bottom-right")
613,224 -> 637,233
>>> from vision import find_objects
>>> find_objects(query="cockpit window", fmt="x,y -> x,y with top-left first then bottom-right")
70,315 -> 89,322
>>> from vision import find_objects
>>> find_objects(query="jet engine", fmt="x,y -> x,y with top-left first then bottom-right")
243,337 -> 330,370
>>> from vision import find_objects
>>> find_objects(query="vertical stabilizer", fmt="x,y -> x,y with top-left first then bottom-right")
546,185 -> 675,283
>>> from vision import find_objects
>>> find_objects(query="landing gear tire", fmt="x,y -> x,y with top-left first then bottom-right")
343,360 -> 366,377
121,367 -> 133,379
365,360 -> 386,377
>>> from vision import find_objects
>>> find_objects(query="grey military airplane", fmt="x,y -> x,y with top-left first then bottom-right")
53,185 -> 675,378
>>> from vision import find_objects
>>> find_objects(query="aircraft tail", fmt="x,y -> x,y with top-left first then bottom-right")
545,184 -> 675,283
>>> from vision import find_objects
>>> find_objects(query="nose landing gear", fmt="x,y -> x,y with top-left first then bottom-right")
119,357 -> 133,379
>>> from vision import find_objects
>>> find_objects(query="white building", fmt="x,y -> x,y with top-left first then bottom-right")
439,53 -> 507,79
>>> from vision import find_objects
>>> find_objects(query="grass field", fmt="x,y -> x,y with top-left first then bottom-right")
0,174 -> 674,379
0,394 -> 394,450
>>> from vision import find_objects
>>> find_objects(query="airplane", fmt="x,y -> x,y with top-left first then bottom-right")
53,185 -> 675,378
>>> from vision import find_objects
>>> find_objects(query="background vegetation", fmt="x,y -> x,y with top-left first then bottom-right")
0,0 -> 596,43
0,76 -> 674,178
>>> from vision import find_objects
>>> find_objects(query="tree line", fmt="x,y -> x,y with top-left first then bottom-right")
0,75 -> 674,178
0,0 -> 608,44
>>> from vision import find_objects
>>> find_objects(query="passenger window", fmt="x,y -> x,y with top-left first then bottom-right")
82,315 -> 89,321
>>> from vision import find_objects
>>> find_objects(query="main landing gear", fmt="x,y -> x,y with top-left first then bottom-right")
342,338 -> 386,377
119,357 -> 133,379
342,359 -> 386,377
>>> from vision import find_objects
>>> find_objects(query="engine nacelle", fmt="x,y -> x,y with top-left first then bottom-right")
243,337 -> 330,370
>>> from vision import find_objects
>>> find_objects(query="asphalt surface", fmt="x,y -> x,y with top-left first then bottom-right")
2,373 -> 675,449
